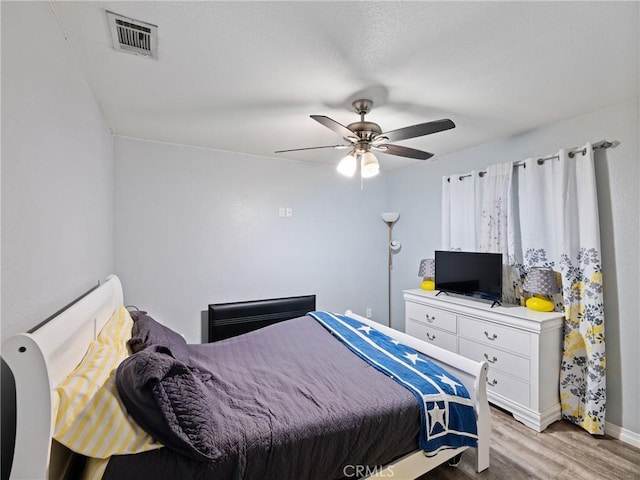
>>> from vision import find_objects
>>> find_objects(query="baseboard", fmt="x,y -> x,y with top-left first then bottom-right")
605,421 -> 640,448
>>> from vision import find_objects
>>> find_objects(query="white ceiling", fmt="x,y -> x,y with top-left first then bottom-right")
51,1 -> 639,171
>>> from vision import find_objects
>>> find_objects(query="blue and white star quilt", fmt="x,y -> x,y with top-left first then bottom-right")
308,311 -> 478,456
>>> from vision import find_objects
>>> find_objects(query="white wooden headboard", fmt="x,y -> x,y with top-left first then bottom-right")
2,275 -> 123,480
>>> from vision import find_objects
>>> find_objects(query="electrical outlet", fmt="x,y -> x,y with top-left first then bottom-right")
366,307 -> 372,318
286,207 -> 293,217
278,207 -> 285,217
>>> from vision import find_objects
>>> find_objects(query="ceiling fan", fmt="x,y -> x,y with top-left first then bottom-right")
275,99 -> 455,178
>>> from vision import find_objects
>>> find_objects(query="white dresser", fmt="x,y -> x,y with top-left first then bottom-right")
403,289 -> 564,432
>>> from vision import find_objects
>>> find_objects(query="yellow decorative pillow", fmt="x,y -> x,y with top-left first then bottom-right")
97,305 -> 134,352
53,340 -> 162,459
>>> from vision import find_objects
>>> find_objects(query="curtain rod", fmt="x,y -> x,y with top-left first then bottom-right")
450,140 -> 615,182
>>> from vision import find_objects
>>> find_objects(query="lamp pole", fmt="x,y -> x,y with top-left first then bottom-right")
386,221 -> 393,327
381,212 -> 400,327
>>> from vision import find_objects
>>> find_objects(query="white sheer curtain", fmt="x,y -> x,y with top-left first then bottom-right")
517,144 -> 605,434
442,162 -> 518,302
476,162 -> 520,303
477,162 -> 514,254
441,171 -> 481,251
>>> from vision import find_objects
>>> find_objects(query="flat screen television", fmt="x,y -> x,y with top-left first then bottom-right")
435,251 -> 503,304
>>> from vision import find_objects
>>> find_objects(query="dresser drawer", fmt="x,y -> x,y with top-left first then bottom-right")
458,316 -> 530,356
459,337 -> 530,381
485,368 -> 530,407
406,319 -> 458,353
406,302 -> 457,333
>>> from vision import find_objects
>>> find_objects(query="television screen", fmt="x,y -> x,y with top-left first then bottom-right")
435,251 -> 503,303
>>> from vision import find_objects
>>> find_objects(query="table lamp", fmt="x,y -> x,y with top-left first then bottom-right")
523,267 -> 560,312
418,259 -> 435,290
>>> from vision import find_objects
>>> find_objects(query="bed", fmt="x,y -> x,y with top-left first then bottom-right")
2,275 -> 490,479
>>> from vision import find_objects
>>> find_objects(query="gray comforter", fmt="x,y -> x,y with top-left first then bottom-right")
109,316 -> 420,480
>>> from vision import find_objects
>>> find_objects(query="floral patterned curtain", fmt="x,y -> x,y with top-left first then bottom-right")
441,143 -> 606,434
517,143 -> 605,434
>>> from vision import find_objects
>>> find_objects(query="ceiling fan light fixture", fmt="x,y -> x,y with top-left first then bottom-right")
337,152 -> 357,177
360,151 -> 380,178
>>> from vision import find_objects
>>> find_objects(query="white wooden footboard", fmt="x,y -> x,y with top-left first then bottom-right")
344,310 -> 490,477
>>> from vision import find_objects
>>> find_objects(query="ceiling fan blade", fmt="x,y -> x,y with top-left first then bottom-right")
380,144 -> 434,160
378,119 -> 455,143
310,115 -> 358,140
274,145 -> 350,154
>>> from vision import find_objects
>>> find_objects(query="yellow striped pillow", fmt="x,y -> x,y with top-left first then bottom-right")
97,305 -> 134,351
53,340 -> 162,459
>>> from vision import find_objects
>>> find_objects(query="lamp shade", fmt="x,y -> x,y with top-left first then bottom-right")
361,151 -> 380,178
336,152 -> 357,177
381,212 -> 400,223
523,267 -> 560,294
418,259 -> 435,277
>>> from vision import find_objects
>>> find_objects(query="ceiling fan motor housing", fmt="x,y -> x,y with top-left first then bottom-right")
346,121 -> 382,142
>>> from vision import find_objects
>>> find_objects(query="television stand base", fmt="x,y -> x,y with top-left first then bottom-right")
435,290 -> 500,307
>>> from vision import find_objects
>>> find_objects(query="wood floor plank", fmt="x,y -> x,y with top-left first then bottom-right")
419,407 -> 640,480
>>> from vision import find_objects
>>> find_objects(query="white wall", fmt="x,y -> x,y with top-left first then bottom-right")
1,2 -> 114,339
114,137 -> 389,342
1,3 -> 115,477
387,99 -> 640,438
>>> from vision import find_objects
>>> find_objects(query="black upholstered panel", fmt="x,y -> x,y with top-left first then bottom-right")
207,295 -> 316,342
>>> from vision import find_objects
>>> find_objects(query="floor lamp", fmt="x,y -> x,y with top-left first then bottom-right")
381,212 -> 400,327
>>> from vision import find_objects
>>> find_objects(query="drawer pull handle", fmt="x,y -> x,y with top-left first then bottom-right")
425,314 -> 435,323
426,332 -> 436,341
487,378 -> 498,386
484,331 -> 498,341
483,353 -> 498,363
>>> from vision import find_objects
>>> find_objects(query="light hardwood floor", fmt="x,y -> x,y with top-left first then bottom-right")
423,407 -> 640,480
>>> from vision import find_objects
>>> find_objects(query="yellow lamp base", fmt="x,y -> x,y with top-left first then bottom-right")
420,280 -> 435,291
526,296 -> 555,312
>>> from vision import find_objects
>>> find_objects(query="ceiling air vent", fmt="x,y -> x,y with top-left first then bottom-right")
106,11 -> 157,59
